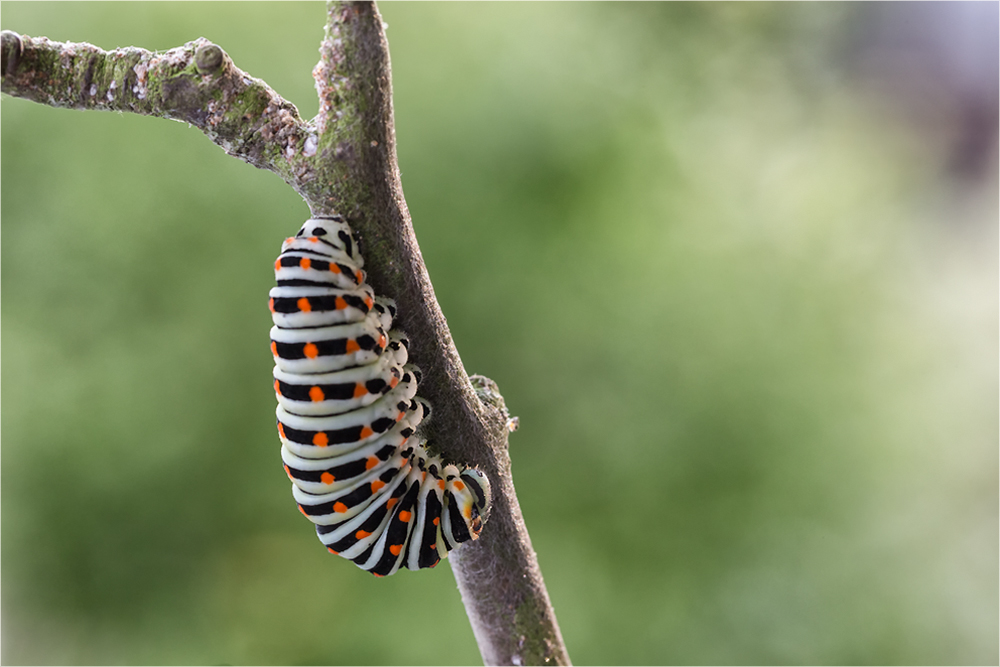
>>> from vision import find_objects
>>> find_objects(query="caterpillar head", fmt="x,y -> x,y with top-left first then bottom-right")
460,468 -> 492,536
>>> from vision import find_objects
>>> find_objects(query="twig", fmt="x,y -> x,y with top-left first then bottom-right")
1,2 -> 570,664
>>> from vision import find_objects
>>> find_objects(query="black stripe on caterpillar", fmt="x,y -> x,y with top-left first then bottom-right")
269,217 -> 491,577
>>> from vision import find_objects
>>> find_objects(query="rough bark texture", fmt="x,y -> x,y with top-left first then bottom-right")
1,3 -> 570,665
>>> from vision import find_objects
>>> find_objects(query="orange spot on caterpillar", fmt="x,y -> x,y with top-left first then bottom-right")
334,296 -> 347,310
297,297 -> 312,312
378,334 -> 387,349
270,341 -> 278,357
371,480 -> 385,493
355,270 -> 363,284
274,258 -> 281,271
386,498 -> 398,510
355,530 -> 371,540
438,480 -> 446,491
277,423 -> 286,439
372,573 -> 384,578
395,411 -> 405,422
303,342 -> 319,358
364,296 -> 374,309
268,298 -> 275,313
283,464 -> 292,480
327,547 -> 339,554
308,236 -> 319,243
399,510 -> 412,523
433,517 -> 440,526
333,502 -> 348,513
453,480 -> 466,491
313,432 -> 329,447
463,506 -> 472,519
299,257 -> 312,270
365,456 -> 379,470
345,339 -> 361,354
298,505 -> 308,517
360,426 -> 374,439
353,383 -> 368,399
389,376 -> 399,389
274,379 -> 281,395
320,472 -> 336,485
389,544 -> 402,556
329,263 -> 341,274
309,386 -> 325,402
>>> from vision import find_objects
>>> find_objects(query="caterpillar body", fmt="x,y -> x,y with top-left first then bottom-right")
270,217 -> 490,577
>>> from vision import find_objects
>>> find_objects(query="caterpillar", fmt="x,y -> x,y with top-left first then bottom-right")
269,216 -> 491,577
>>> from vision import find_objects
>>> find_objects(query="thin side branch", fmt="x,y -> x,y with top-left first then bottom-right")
0,30 -> 316,196
1,3 -> 570,664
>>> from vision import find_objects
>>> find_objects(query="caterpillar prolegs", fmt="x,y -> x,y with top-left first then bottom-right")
269,217 -> 491,577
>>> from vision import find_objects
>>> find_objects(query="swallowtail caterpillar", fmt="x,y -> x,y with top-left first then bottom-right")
269,217 -> 491,576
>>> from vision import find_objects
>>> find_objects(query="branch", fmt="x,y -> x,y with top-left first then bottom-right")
0,30 -> 316,193
1,3 -> 570,665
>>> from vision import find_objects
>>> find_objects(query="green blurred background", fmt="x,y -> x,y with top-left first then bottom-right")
2,3 -> 997,665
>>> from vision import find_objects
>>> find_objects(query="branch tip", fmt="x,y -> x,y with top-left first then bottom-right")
2,30 -> 23,76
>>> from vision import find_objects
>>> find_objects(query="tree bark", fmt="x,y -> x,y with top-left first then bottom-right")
1,3 -> 570,665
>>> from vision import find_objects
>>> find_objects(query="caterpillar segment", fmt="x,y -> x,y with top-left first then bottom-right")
269,315 -> 389,374
271,217 -> 491,575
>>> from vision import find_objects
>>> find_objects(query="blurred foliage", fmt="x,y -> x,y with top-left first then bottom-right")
2,3 -> 996,665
